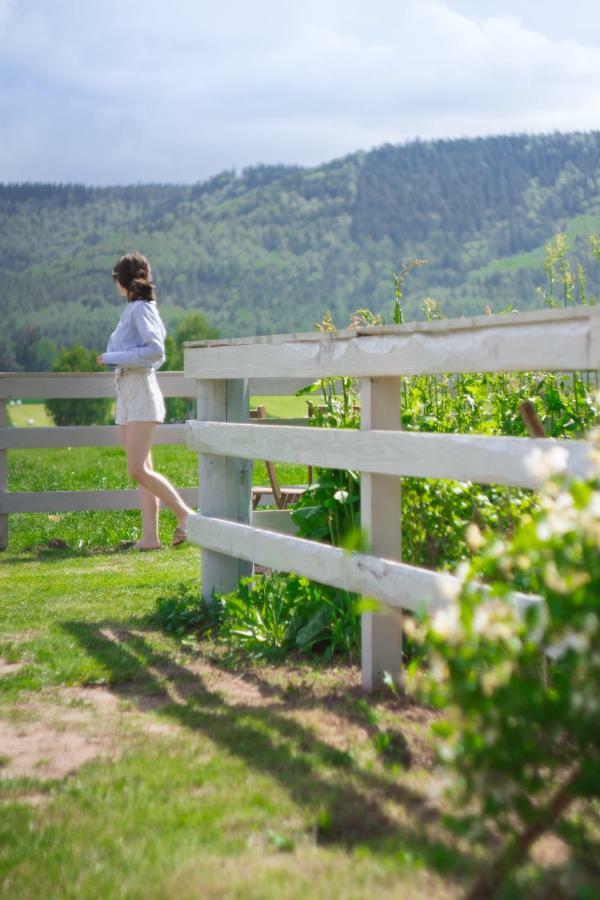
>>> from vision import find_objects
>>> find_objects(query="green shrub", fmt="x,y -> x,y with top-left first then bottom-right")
407,437 -> 600,897
46,344 -> 112,426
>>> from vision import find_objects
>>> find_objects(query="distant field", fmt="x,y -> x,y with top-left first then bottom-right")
251,395 -> 314,418
7,402 -> 53,427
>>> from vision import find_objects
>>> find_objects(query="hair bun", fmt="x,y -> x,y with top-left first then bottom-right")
112,252 -> 156,302
129,276 -> 155,301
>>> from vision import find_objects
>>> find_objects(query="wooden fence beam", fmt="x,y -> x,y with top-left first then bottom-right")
185,513 -> 539,614
359,377 -> 403,692
183,422 -> 591,489
185,307 -> 600,380
195,379 -> 252,602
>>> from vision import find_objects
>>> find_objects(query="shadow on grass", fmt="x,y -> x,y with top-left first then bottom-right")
0,542 -> 196,565
61,618 -> 478,881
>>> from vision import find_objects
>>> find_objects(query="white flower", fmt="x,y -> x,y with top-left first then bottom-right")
430,604 -> 463,644
473,599 -> 519,642
481,661 -> 513,696
525,446 -> 569,485
465,523 -> 484,551
546,630 -> 588,660
536,491 -> 576,540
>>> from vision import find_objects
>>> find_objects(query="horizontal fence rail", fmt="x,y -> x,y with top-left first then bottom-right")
186,514 -> 539,615
183,305 -> 600,692
185,306 -> 600,379
0,372 -> 195,545
0,371 -> 323,544
0,372 -> 315,400
185,421 -> 592,489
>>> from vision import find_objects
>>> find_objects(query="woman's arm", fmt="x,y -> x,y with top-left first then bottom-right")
102,303 -> 165,367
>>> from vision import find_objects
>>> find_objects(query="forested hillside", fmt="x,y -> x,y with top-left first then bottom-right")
1,130 -> 599,370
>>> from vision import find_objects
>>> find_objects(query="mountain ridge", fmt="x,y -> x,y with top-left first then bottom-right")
1,130 -> 599,370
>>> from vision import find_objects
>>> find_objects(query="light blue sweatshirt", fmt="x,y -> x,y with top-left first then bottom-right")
103,300 -> 166,369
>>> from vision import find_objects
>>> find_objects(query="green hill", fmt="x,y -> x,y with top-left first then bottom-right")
1,131 -> 599,370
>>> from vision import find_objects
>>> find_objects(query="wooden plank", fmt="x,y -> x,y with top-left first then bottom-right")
0,399 -> 7,549
0,371 -> 195,400
0,488 -> 198,514
195,379 -> 252,601
185,306 -> 597,348
251,510 -> 300,535
185,306 -> 600,380
185,513 -> 539,614
359,377 -> 403,691
0,418 -> 309,451
184,422 -> 591,489
0,423 -> 187,450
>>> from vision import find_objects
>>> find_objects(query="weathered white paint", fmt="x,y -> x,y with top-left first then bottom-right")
0,371 -> 195,400
186,513 -> 539,614
185,306 -> 600,380
184,421 -> 591,489
196,379 -> 253,600
359,377 -> 403,691
0,423 -> 187,450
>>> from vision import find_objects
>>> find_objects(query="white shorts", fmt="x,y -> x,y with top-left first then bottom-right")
114,367 -> 166,425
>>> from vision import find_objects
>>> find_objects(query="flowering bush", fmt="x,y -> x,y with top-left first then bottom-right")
407,434 -> 600,897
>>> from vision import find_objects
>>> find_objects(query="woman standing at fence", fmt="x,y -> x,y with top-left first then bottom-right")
96,252 -> 192,550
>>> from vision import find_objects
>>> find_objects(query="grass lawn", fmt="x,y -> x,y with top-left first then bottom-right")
0,545 -> 475,900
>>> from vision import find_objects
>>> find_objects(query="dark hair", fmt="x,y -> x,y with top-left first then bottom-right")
112,252 -> 156,302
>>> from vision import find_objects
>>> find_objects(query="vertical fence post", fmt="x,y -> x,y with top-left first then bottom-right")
195,378 -> 252,603
359,376 -> 403,692
0,398 -> 7,550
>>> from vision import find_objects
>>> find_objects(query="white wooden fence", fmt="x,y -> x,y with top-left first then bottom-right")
0,371 -> 319,550
0,372 -> 199,549
183,306 -> 600,691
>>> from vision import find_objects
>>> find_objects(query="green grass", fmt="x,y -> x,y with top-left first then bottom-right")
7,402 -> 53,427
0,547 -> 475,899
251,395 -> 314,418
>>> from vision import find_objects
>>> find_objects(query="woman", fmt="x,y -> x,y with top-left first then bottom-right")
97,252 -> 192,550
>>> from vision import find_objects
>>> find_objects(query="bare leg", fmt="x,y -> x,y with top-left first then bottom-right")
120,425 -> 160,548
139,449 -> 160,547
124,422 -> 192,532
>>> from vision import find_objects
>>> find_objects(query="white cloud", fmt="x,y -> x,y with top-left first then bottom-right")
0,0 -> 599,183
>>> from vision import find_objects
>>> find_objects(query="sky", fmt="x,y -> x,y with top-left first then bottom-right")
0,0 -> 599,185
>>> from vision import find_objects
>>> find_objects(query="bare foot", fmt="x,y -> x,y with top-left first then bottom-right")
134,542 -> 162,552
177,511 -> 191,530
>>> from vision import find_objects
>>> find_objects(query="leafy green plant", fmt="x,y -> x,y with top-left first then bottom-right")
406,438 -> 600,899
215,573 -> 359,661
153,580 -> 220,638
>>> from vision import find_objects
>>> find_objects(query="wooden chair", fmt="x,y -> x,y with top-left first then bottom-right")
250,404 -> 309,509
